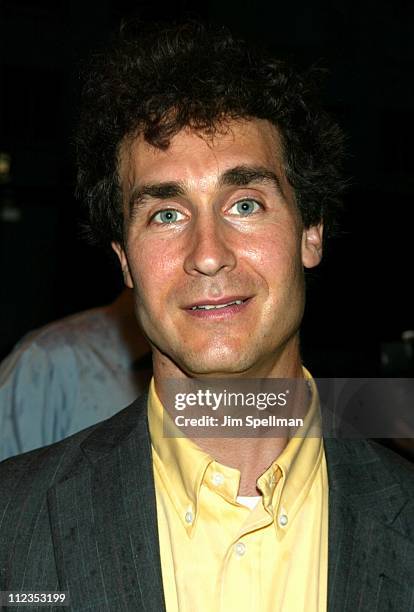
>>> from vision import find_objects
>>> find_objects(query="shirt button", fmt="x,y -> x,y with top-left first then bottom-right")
212,472 -> 224,486
235,542 -> 246,557
279,513 -> 288,527
185,511 -> 193,524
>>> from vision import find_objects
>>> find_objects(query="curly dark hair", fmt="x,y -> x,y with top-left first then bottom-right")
76,22 -> 346,248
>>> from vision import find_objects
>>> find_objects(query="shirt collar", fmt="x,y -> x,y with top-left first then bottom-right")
148,377 -> 213,534
147,368 -> 323,536
257,368 -> 323,535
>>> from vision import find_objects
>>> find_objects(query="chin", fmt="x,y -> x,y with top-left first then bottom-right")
179,353 -> 256,378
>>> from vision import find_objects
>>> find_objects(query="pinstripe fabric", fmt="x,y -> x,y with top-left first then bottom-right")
324,438 -> 414,611
0,395 -> 166,612
1,394 -> 414,611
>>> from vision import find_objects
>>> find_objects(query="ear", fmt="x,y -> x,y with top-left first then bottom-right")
111,241 -> 134,288
301,222 -> 323,269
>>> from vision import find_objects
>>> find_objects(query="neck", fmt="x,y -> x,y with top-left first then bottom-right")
106,289 -> 150,360
152,341 -> 305,496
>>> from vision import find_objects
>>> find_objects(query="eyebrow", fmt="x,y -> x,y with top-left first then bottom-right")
219,165 -> 283,193
128,164 -> 285,217
128,182 -> 186,218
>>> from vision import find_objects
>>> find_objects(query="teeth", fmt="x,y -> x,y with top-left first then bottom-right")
191,300 -> 243,311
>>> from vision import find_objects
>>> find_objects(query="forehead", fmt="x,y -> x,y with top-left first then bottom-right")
119,119 -> 286,194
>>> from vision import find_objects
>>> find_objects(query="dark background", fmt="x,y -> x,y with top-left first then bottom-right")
0,0 -> 413,376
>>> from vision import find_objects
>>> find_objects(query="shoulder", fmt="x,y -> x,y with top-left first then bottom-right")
0,394 -> 148,508
0,420 -> 99,509
325,437 -> 414,478
324,437 -> 414,525
15,306 -> 109,352
0,306 -> 108,375
366,439 -> 414,490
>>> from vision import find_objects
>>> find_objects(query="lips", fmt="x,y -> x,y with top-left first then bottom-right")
185,296 -> 250,310
190,299 -> 245,311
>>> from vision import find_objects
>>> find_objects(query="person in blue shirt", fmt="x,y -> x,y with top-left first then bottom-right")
0,288 -> 151,461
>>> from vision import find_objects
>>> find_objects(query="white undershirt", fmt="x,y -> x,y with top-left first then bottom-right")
236,495 -> 261,510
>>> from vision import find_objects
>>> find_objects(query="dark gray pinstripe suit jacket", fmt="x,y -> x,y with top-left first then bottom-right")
1,393 -> 414,611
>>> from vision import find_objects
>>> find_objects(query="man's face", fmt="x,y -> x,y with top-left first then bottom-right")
114,119 -> 322,378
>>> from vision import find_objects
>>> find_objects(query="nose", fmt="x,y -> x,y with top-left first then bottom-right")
183,215 -> 237,277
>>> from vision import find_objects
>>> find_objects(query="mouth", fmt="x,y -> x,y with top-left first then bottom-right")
184,296 -> 252,318
190,298 -> 246,311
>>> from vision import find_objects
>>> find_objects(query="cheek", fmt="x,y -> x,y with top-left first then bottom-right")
243,229 -> 303,288
126,237 -> 182,302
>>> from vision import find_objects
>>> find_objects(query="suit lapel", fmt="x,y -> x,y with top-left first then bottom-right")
324,438 -> 414,611
47,395 -> 166,612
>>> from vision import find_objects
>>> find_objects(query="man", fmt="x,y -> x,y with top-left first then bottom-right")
0,289 -> 151,461
1,23 -> 413,611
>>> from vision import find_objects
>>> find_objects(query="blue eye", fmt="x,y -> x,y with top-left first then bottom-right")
230,199 -> 261,216
153,209 -> 185,224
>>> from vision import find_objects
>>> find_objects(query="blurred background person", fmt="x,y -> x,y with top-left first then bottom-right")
0,288 -> 151,461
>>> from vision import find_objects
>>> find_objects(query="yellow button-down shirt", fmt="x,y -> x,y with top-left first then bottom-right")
148,370 -> 328,611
